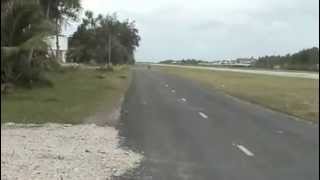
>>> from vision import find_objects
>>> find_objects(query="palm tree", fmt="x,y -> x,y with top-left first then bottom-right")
1,0 -> 54,83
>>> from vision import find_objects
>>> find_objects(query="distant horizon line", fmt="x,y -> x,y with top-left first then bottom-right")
135,46 -> 319,62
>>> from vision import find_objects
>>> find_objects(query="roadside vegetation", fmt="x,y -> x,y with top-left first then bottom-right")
67,11 -> 140,65
159,47 -> 319,72
1,2 -> 142,178
159,67 -> 319,122
1,0 -> 81,87
1,0 -> 141,124
254,47 -> 319,71
1,66 -> 130,124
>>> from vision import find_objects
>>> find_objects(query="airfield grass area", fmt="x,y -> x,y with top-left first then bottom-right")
159,66 -> 319,122
1,66 -> 130,124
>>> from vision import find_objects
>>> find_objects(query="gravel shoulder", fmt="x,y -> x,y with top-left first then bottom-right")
1,123 -> 143,180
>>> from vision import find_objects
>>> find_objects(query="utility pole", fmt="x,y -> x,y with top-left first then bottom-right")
108,33 -> 111,67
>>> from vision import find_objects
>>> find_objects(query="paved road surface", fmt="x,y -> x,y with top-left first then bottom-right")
118,67 -> 319,180
154,64 -> 319,79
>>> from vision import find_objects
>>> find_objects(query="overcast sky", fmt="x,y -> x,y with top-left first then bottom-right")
66,0 -> 319,61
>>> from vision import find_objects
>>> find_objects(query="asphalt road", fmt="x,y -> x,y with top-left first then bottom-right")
154,64 -> 319,79
118,66 -> 319,180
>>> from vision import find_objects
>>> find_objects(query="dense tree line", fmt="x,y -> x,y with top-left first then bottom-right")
159,60 -> 175,64
160,48 -> 319,71
254,47 -> 319,71
67,11 -> 140,65
1,0 -> 81,87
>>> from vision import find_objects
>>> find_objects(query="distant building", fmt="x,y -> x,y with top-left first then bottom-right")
221,60 -> 232,64
236,57 -> 257,65
47,35 -> 68,63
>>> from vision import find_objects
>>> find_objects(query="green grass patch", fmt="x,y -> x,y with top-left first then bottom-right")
1,66 -> 130,124
159,67 -> 319,122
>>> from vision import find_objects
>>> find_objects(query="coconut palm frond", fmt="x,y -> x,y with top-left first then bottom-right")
2,0 -> 54,50
1,46 -> 20,58
19,33 -> 50,51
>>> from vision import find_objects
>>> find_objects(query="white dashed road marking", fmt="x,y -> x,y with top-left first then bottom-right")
178,98 -> 187,103
198,112 -> 208,119
276,130 -> 284,134
236,144 -> 254,157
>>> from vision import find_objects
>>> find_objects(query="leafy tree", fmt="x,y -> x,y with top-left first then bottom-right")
254,47 -> 319,71
67,11 -> 140,65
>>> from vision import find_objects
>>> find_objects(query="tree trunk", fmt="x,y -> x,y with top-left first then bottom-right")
105,33 -> 111,67
26,48 -> 34,86
108,33 -> 111,67
46,1 -> 51,18
27,48 -> 34,65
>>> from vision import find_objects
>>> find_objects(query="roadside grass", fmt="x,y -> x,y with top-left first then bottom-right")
160,64 -> 319,73
1,65 -> 130,124
158,67 -> 319,122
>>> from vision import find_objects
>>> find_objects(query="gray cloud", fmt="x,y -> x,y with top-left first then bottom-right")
190,20 -> 226,31
72,0 -> 319,61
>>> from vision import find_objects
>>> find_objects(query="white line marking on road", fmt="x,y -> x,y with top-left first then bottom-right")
171,89 -> 176,93
178,98 -> 187,103
276,130 -> 284,134
236,144 -> 254,157
198,112 -> 208,119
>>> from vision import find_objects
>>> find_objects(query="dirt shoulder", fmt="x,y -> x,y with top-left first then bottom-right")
84,67 -> 133,126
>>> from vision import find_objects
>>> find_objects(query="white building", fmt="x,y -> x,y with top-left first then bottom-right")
47,35 -> 68,63
236,57 -> 257,65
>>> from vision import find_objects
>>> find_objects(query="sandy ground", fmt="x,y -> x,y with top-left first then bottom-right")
1,123 -> 142,180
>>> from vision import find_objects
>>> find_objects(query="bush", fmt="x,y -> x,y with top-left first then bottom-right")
1,50 -> 55,88
96,65 -> 114,72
